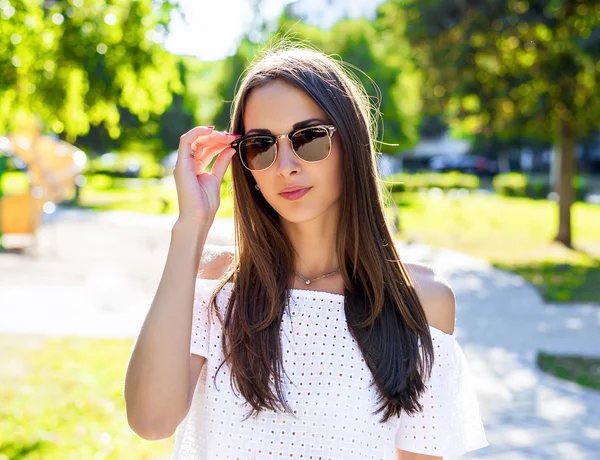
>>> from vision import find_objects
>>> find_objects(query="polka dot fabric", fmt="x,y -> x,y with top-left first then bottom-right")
172,278 -> 488,459
394,324 -> 488,455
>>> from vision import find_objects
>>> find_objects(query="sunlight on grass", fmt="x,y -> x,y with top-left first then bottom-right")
389,192 -> 600,303
78,178 -> 234,219
0,335 -> 174,459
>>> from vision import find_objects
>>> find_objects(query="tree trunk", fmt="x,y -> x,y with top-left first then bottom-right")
553,118 -> 576,248
549,144 -> 560,193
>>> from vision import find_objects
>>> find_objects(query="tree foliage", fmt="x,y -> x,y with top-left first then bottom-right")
396,0 -> 600,141
384,0 -> 600,246
212,7 -> 423,153
213,38 -> 259,132
1,0 -> 182,143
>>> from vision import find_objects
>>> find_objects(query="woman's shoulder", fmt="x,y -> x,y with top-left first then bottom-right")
404,262 -> 456,335
197,244 -> 235,280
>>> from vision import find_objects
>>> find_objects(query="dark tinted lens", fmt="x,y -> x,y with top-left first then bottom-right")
240,136 -> 276,170
292,127 -> 330,162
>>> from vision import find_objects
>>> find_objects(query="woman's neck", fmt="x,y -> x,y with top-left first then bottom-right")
279,210 -> 342,291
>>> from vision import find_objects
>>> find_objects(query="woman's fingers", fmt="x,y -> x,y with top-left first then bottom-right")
191,132 -> 238,173
178,126 -> 239,177
178,126 -> 215,162
210,147 -> 236,183
191,130 -> 238,153
192,143 -> 228,175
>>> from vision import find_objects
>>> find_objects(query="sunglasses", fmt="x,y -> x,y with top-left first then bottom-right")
230,124 -> 337,171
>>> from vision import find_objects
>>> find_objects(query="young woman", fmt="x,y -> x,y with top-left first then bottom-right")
125,46 -> 488,459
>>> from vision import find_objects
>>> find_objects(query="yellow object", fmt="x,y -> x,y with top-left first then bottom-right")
0,130 -> 86,250
0,193 -> 41,234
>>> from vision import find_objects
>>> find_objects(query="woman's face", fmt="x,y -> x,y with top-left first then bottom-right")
242,79 -> 343,224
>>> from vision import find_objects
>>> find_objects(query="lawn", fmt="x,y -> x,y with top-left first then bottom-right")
0,334 -> 174,460
389,191 -> 600,304
537,352 -> 600,390
76,174 -> 234,219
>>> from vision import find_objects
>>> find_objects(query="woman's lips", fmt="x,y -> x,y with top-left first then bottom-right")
279,187 -> 312,201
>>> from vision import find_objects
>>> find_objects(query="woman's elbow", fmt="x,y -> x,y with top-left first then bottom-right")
395,448 -> 442,460
127,413 -> 177,441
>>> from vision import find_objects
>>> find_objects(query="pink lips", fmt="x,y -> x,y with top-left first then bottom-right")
279,187 -> 312,201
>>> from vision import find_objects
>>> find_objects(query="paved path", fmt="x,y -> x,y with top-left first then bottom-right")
0,208 -> 598,459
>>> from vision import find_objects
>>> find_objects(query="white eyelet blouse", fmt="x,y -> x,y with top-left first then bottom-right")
172,278 -> 488,459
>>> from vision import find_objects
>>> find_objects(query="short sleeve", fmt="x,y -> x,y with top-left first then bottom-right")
190,278 -> 220,358
394,327 -> 489,456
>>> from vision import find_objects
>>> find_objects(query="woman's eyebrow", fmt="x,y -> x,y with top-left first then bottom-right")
245,118 -> 327,136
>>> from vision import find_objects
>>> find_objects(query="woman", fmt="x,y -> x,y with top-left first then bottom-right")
125,46 -> 488,459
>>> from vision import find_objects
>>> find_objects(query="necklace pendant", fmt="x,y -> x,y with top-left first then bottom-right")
305,280 -> 311,285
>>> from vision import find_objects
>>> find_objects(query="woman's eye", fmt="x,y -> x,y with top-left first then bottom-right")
297,129 -> 320,142
248,138 -> 270,147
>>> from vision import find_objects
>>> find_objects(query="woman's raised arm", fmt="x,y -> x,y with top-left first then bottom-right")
124,126 -> 237,439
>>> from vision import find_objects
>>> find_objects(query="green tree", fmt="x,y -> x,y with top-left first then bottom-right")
330,18 -> 422,151
213,38 -> 259,132
1,0 -> 182,144
158,60 -> 195,154
277,10 -> 422,152
386,0 -> 600,247
212,9 -> 422,153
77,56 -> 226,160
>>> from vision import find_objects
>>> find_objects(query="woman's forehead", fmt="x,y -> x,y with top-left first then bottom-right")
243,80 -> 327,133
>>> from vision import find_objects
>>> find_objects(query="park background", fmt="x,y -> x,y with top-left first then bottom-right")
0,0 -> 599,458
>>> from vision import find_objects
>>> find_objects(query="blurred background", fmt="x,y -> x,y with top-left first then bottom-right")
0,0 -> 599,458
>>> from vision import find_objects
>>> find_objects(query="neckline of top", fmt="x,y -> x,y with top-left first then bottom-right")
208,279 -> 346,300
289,286 -> 346,300
201,279 -> 455,337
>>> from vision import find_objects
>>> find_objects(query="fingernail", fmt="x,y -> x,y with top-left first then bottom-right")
207,125 -> 215,129
231,134 -> 242,138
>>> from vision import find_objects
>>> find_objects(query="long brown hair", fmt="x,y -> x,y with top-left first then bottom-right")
209,44 -> 434,423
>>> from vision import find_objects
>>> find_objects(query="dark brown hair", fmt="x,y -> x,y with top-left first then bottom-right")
209,44 -> 434,423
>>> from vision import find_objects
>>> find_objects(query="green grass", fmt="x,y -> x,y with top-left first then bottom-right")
390,191 -> 600,304
0,334 -> 174,460
77,175 -> 234,219
537,352 -> 600,390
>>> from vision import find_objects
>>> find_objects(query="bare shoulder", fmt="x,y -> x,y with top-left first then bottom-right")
197,244 -> 235,280
404,262 -> 456,335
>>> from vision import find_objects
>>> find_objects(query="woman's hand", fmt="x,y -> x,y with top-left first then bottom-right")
173,126 -> 239,227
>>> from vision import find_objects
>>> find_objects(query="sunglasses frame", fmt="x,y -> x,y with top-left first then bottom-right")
230,124 -> 337,171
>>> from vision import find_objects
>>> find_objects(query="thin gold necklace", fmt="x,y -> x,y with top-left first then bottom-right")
294,268 -> 340,285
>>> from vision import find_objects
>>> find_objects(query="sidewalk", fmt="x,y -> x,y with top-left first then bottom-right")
0,208 -> 598,459
407,244 -> 600,459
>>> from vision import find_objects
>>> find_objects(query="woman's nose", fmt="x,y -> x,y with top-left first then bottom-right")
275,137 -> 300,175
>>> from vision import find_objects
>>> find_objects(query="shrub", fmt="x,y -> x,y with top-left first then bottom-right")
383,172 -> 480,193
493,173 -> 590,201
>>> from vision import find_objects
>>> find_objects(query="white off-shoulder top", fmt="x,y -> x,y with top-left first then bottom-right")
172,278 -> 488,459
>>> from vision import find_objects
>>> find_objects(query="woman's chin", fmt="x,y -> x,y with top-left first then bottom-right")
275,206 -> 320,224
278,206 -> 336,225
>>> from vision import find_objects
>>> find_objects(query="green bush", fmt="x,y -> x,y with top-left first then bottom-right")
493,172 -> 528,197
84,152 -> 165,180
493,173 -> 590,201
138,162 -> 164,179
382,172 -> 480,193
83,173 -> 114,190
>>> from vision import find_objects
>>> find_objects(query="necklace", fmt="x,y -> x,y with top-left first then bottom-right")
294,268 -> 340,285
